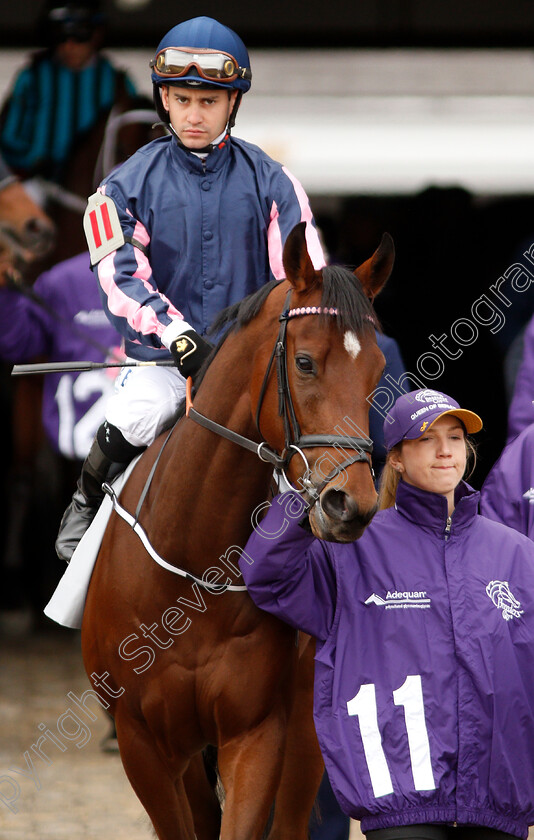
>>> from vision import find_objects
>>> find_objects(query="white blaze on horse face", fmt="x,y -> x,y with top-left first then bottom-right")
344,331 -> 361,360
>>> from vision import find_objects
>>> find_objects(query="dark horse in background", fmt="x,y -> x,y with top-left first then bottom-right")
82,222 -> 394,839
0,93 -> 165,618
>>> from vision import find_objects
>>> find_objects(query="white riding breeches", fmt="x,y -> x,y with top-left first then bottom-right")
105,361 -> 187,448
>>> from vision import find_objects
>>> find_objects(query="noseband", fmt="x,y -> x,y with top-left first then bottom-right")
186,290 -> 374,507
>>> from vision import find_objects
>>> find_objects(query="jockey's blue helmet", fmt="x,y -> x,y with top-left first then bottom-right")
150,16 -> 252,127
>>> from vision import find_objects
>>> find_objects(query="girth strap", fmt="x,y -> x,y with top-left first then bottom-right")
103,481 -> 247,592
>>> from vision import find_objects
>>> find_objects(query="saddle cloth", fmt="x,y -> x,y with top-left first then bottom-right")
44,457 -> 140,630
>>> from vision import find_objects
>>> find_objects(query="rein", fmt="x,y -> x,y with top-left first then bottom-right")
186,380 -> 286,471
187,290 -> 374,507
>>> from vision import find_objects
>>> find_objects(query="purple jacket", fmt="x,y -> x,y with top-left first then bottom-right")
507,313 -> 534,442
480,422 -> 534,539
241,482 -> 534,838
0,252 -> 121,459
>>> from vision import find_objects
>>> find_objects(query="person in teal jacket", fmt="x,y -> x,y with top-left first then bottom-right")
0,0 -> 136,184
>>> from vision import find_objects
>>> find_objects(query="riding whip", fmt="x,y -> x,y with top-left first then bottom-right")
11,359 -> 175,376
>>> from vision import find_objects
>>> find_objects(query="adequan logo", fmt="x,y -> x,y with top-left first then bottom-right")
522,487 -> 534,504
365,590 -> 431,610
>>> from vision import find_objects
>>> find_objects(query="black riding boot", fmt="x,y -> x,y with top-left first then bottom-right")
55,422 -> 143,563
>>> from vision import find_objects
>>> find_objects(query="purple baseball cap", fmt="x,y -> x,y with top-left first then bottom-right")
383,389 -> 483,450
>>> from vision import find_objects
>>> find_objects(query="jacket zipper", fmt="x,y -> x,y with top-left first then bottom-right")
443,512 -> 456,823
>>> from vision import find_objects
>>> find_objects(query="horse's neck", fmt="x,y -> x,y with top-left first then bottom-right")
152,342 -> 273,557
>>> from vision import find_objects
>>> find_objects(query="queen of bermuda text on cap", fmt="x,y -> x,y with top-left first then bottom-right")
383,389 -> 483,451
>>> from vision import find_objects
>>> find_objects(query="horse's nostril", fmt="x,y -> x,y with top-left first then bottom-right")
321,489 -> 358,522
320,488 -> 378,528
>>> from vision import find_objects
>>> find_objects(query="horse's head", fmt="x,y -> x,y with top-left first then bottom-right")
252,222 -> 394,543
0,178 -> 56,285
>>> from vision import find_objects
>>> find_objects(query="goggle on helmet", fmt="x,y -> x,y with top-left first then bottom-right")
150,17 -> 252,94
151,47 -> 251,89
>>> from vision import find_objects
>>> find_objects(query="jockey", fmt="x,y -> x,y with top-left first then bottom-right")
0,0 -> 137,185
55,15 -> 326,562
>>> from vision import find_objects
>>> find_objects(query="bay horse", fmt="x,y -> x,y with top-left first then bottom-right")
81,222 -> 394,840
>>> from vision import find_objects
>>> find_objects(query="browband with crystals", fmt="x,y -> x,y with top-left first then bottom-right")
286,307 -> 377,327
287,306 -> 338,318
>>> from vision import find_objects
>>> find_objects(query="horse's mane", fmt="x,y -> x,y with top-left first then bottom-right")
208,278 -> 282,338
318,263 -> 380,334
173,265 -> 379,423
211,265 -> 379,337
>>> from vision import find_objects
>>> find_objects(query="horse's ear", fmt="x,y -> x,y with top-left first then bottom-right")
354,232 -> 395,300
282,222 -> 319,293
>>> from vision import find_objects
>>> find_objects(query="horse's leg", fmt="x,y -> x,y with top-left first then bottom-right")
114,707 -> 196,840
184,750 -> 222,840
217,715 -> 288,840
268,636 -> 325,840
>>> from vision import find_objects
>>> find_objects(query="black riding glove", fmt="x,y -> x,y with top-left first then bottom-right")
169,329 -> 212,379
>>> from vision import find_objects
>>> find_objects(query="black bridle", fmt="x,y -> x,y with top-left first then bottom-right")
186,291 -> 375,507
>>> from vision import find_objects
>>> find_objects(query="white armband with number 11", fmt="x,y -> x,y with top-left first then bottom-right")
83,193 -> 125,266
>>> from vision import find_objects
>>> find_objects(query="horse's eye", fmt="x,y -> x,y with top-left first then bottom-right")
295,355 -> 316,374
